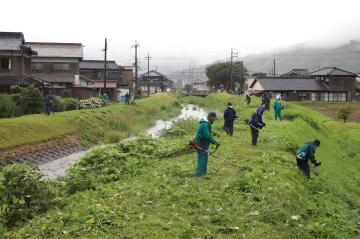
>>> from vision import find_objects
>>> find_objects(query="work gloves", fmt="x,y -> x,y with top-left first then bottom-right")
314,161 -> 322,167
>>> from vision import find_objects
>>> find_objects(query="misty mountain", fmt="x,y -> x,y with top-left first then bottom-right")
244,40 -> 360,75
169,40 -> 360,84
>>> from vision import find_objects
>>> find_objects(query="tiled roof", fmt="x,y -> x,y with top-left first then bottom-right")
26,42 -> 83,58
282,69 -> 309,77
308,67 -> 357,77
253,77 -> 329,91
0,32 -> 24,51
32,74 -> 75,83
88,80 -> 117,89
140,70 -> 167,78
0,75 -> 46,86
80,60 -> 121,70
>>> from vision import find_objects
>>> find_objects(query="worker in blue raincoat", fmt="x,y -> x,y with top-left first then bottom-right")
223,102 -> 238,136
296,140 -> 321,178
249,106 -> 266,145
194,112 -> 220,177
44,93 -> 54,115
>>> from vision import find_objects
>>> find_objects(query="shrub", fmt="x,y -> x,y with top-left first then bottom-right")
337,107 -> 351,123
63,97 -> 78,110
18,86 -> 44,114
9,85 -> 22,94
54,97 -> 78,112
0,164 -> 54,226
54,96 -> 66,112
0,95 -> 20,118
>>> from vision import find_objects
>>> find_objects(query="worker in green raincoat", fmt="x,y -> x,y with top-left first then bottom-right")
194,112 -> 220,176
296,139 -> 321,178
274,97 -> 282,121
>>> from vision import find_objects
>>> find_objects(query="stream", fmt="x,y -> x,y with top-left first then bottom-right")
38,104 -> 207,179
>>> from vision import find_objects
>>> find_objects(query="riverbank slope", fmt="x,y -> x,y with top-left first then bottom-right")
3,94 -> 360,238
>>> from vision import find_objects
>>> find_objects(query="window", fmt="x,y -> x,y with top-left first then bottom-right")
331,92 -> 347,102
53,63 -> 70,71
320,93 -> 328,101
0,57 -> 11,70
311,93 -> 316,101
297,92 -> 307,101
329,93 -> 334,102
32,63 -> 43,70
341,93 -> 346,102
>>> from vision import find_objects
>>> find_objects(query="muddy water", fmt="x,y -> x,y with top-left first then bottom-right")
39,105 -> 207,179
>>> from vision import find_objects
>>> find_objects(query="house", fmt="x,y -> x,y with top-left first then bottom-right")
281,69 -> 309,77
76,60 -> 127,101
120,66 -> 134,82
188,80 -> 210,96
308,67 -> 357,101
249,67 -> 357,102
139,70 -> 173,94
26,42 -> 83,95
0,32 -> 45,93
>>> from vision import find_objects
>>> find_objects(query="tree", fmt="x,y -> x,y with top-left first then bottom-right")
18,86 -> 45,114
337,107 -> 351,123
206,61 -> 248,93
184,84 -> 193,94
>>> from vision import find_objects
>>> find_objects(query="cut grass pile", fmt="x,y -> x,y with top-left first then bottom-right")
2,94 -> 360,238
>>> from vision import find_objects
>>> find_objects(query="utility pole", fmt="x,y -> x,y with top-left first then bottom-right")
145,53 -> 152,96
240,60 -> 244,94
229,49 -> 238,92
131,41 -> 140,100
273,59 -> 276,76
230,49 -> 233,92
103,38 -> 107,94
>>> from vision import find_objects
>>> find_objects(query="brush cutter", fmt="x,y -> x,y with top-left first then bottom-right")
243,118 -> 261,131
188,141 -> 242,169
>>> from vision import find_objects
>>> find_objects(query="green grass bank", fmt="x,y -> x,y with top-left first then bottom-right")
0,93 -> 181,150
2,94 -> 360,238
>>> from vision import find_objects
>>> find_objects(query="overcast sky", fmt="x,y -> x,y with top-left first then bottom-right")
1,0 -> 360,72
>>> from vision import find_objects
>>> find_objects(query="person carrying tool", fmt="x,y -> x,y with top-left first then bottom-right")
261,92 -> 271,111
245,94 -> 251,105
296,140 -> 321,178
193,112 -> 220,177
273,97 -> 282,121
223,102 -> 238,136
249,106 -> 266,145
